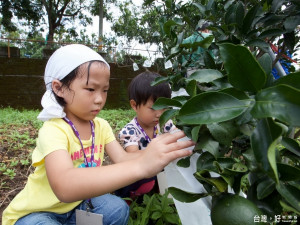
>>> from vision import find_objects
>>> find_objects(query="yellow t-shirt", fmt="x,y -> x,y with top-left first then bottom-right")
2,117 -> 115,225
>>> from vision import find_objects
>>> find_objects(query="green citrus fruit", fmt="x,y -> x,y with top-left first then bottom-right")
211,193 -> 263,225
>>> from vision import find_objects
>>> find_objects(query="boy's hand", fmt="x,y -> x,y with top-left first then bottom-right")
139,131 -> 194,178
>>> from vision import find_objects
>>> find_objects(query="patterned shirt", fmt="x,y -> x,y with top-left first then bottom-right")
118,118 -> 176,150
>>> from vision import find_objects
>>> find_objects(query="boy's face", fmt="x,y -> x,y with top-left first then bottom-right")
131,98 -> 165,129
60,62 -> 110,123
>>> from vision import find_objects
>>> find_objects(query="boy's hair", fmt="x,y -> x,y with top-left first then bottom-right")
128,71 -> 171,107
53,60 -> 107,106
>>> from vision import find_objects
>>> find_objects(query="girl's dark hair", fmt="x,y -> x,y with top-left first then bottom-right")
128,71 -> 171,106
53,60 -> 107,106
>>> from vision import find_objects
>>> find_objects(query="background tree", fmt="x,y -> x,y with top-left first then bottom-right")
0,0 -> 42,32
107,0 -> 182,54
0,0 -> 95,44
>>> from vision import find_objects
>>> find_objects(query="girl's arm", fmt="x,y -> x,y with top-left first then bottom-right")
45,131 -> 193,203
125,145 -> 139,153
105,140 -> 140,163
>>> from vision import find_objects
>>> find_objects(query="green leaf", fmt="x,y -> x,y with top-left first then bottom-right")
273,71 -> 300,90
155,219 -> 164,225
164,213 -> 179,224
186,69 -> 223,83
215,157 -> 236,171
151,76 -> 169,86
257,177 -> 275,200
165,0 -> 172,9
172,96 -> 188,105
288,181 -> 300,190
186,79 -> 197,97
153,97 -> 182,110
151,211 -> 162,220
251,118 -> 282,183
258,29 -> 286,39
251,85 -> 300,126
180,36 -> 214,50
279,200 -> 300,215
168,187 -> 209,203
260,14 -> 285,27
212,76 -> 233,89
197,136 -> 220,158
258,53 -> 272,79
182,126 -> 193,140
219,88 -> 249,100
225,3 -> 238,25
276,182 -> 300,212
246,39 -> 270,49
277,163 -> 300,181
177,156 -> 191,168
281,137 -> 300,157
191,125 -> 201,142
158,109 -> 178,133
203,51 -> 216,69
227,162 -> 248,173
194,171 -> 228,192
167,45 -> 181,60
219,174 -> 234,187
163,20 -> 183,36
141,194 -> 155,225
196,151 -> 216,171
224,0 -> 234,10
219,43 -> 266,93
236,1 -> 245,29
243,149 -> 259,172
271,0 -> 285,12
192,3 -> 205,15
284,32 -> 296,53
178,92 -> 250,124
242,4 -> 262,34
284,15 -> 300,32
207,121 -> 240,146
163,205 -> 174,214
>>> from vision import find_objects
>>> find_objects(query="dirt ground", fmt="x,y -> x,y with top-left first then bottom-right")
0,124 -> 36,221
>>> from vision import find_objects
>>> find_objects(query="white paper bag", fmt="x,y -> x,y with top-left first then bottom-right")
133,62 -> 139,71
164,153 -> 212,225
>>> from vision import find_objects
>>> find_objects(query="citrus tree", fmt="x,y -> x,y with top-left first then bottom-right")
151,0 -> 300,224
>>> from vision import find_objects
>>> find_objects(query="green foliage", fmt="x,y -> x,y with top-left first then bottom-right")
3,168 -> 16,179
110,0 -> 162,45
0,107 -> 42,128
0,107 -> 135,131
0,0 -> 42,32
128,191 -> 181,225
0,0 -> 94,43
98,109 -> 136,132
151,0 -> 300,223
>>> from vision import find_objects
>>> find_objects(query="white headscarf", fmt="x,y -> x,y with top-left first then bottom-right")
37,44 -> 110,121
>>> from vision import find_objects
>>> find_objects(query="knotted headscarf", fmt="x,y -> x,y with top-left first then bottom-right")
37,44 -> 109,121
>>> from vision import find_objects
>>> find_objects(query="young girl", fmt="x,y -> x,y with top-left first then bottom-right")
2,44 -> 194,225
115,72 -> 177,199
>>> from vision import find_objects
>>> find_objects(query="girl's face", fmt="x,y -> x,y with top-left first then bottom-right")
58,62 -> 110,123
131,98 -> 165,129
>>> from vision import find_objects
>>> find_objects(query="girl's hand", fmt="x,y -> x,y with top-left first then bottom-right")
138,131 -> 194,178
45,131 -> 193,202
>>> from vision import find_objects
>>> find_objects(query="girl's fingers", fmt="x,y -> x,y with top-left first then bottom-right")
155,130 -> 186,144
166,139 -> 195,153
166,148 -> 193,162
